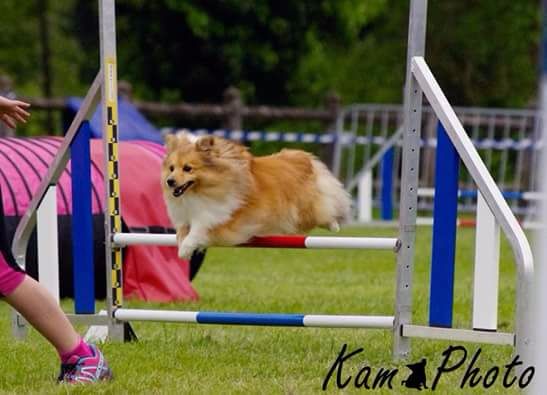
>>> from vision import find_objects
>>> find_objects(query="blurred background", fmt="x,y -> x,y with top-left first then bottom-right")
0,0 -> 540,137
0,0 -> 544,234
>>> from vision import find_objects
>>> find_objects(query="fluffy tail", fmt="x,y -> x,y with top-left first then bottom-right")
312,159 -> 352,231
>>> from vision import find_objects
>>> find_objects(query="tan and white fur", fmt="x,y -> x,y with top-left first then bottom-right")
161,132 -> 351,259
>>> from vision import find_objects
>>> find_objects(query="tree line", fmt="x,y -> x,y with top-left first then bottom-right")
0,0 -> 540,135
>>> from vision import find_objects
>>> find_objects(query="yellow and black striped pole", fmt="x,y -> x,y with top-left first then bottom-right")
104,57 -> 123,308
100,0 -> 125,340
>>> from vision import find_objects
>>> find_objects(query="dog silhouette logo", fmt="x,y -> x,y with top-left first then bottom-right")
402,358 -> 428,390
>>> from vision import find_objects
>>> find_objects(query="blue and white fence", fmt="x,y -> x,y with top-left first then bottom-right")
335,105 -> 542,224
164,101 -> 542,226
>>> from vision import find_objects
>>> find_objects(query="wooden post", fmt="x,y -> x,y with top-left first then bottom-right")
38,0 -> 53,134
118,80 -> 133,102
325,91 -> 341,127
223,86 -> 242,130
324,91 -> 341,171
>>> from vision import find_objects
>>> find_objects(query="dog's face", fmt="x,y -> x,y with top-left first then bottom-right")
162,134 -> 250,200
162,134 -> 207,198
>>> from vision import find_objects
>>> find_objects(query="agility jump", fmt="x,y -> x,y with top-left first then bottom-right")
10,0 -> 534,365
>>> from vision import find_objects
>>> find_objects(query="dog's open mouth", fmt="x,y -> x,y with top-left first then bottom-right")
173,181 -> 194,197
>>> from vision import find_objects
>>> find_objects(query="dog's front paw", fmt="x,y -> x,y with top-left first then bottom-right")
176,225 -> 190,245
178,243 -> 196,260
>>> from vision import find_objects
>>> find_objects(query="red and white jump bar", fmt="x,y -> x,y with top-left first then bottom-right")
112,233 -> 400,251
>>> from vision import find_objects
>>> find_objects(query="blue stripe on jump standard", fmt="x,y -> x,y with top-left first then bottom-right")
429,122 -> 459,328
70,121 -> 95,314
381,147 -> 394,220
196,312 -> 305,326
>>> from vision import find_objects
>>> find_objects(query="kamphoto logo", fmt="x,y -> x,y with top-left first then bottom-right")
322,344 -> 534,391
402,358 -> 428,390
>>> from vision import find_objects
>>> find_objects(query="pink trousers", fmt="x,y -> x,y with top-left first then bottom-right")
0,251 -> 25,297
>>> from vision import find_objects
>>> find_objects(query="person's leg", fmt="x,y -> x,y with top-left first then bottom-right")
0,197 -> 110,382
4,275 -> 80,354
0,253 -> 112,383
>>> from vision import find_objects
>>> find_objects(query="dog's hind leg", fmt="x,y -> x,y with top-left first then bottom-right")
317,220 -> 341,232
328,221 -> 340,232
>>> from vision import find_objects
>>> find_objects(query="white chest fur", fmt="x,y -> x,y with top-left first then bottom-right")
166,193 -> 243,230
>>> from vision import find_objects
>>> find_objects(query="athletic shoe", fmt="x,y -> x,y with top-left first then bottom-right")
58,344 -> 113,383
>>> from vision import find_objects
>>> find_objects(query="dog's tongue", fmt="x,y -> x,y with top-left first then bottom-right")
173,181 -> 194,197
173,185 -> 184,197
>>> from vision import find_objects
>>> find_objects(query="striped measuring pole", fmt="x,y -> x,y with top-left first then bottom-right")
100,0 -> 125,341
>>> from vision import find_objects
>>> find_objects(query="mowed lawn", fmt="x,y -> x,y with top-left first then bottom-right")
0,226 -> 526,394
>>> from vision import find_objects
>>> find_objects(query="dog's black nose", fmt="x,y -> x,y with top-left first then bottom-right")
166,178 -> 176,187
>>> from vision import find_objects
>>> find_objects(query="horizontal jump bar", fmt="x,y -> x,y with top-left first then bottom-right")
112,233 -> 400,251
114,309 -> 394,329
402,324 -> 514,346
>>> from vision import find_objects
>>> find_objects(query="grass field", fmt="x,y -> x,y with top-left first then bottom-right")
0,226 -> 528,394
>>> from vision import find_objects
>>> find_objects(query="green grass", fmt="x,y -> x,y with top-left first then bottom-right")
0,226 -> 527,394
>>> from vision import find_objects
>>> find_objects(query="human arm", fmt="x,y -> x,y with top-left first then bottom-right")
0,96 -> 30,128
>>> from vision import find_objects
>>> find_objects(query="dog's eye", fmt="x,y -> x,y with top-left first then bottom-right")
169,165 -> 174,172
183,164 -> 192,172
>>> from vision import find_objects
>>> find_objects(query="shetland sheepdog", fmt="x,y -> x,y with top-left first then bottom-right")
161,133 -> 351,259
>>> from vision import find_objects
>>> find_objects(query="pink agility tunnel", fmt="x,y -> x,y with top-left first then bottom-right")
0,137 -> 198,302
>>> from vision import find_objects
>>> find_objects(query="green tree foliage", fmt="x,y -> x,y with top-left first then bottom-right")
427,0 -> 539,107
291,0 -> 540,107
0,1 -> 41,95
0,0 -> 86,134
0,0 -> 541,114
0,0 -> 87,96
72,0 -> 388,105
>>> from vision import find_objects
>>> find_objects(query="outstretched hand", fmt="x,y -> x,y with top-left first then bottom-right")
0,96 -> 30,128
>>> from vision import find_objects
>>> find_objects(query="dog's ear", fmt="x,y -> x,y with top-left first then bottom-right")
196,136 -> 215,153
164,134 -> 179,152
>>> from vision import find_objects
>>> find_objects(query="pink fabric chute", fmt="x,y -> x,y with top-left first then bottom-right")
0,137 -> 198,302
